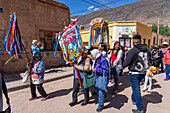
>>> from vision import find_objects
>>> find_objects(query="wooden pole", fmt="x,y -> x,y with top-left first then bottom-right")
75,68 -> 83,88
22,43 -> 32,68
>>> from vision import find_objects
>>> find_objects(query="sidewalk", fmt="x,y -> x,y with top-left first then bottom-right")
4,66 -> 73,92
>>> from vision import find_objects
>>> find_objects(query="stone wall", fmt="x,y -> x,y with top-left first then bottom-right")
0,0 -> 70,73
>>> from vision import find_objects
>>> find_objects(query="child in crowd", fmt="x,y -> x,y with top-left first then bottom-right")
28,52 -> 48,101
31,40 -> 44,56
142,63 -> 157,91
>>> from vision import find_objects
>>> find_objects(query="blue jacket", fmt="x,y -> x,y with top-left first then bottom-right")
152,50 -> 163,62
31,45 -> 43,56
27,59 -> 45,80
94,55 -> 109,82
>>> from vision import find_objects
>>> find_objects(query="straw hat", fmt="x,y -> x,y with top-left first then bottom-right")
162,42 -> 168,45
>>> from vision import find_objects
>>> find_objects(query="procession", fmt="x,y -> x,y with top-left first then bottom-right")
0,0 -> 170,113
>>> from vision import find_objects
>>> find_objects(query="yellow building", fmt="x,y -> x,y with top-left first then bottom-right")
80,21 -> 152,49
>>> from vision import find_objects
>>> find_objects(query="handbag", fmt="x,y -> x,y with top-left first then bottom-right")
83,67 -> 95,89
95,70 -> 108,92
22,69 -> 30,83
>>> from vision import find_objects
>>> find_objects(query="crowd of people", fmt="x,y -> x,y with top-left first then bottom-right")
68,34 -> 170,113
0,35 -> 170,113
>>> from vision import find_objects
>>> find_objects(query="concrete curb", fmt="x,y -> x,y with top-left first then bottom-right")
7,73 -> 73,92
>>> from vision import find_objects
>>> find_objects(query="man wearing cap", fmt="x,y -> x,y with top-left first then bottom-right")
122,34 -> 152,113
69,47 -> 92,106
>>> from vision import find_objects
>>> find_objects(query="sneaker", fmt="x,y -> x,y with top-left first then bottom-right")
142,88 -> 146,91
69,101 -> 77,107
41,95 -> 48,101
29,97 -> 37,101
96,107 -> 103,112
81,101 -> 88,106
147,88 -> 151,91
132,109 -> 144,113
164,78 -> 170,81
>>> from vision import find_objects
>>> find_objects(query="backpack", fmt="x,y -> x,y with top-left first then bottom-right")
132,48 -> 150,72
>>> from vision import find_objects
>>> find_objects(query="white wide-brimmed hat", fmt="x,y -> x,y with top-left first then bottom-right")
162,42 -> 168,45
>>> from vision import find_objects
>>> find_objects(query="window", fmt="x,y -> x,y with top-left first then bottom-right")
39,31 -> 58,51
143,39 -> 146,44
148,39 -> 150,48
161,39 -> 163,44
119,37 -> 131,48
153,37 -> 156,44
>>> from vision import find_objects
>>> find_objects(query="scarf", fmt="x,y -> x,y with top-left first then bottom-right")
90,49 -> 102,69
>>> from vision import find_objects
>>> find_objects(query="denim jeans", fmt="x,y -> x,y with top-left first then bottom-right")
95,87 -> 106,108
111,67 -> 121,90
129,73 -> 145,111
0,73 -> 3,111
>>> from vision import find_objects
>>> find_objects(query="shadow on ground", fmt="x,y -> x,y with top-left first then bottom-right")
48,88 -> 73,99
143,91 -> 163,113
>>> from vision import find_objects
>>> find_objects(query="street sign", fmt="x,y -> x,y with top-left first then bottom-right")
0,8 -> 3,12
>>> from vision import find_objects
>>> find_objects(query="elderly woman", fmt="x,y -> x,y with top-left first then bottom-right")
31,40 -> 44,57
163,47 -> 170,81
152,45 -> 163,73
69,47 -> 92,106
28,52 -> 48,101
90,49 -> 109,112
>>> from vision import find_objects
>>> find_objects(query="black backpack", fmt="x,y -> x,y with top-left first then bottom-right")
132,48 -> 150,72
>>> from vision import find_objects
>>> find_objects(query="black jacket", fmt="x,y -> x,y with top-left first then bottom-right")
122,44 -> 152,72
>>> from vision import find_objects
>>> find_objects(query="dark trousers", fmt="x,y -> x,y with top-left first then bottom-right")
129,73 -> 145,111
30,83 -> 47,97
160,60 -> 164,71
72,79 -> 89,102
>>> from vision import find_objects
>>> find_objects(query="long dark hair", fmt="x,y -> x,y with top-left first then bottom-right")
99,42 -> 107,52
113,42 -> 120,56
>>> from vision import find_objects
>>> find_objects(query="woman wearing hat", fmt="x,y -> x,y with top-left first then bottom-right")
161,42 -> 169,54
152,45 -> 163,73
28,52 -> 48,101
163,47 -> 170,81
69,47 -> 92,106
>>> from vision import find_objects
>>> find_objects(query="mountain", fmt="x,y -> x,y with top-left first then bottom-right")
72,0 -> 170,29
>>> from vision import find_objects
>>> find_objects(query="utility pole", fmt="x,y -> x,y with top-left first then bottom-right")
157,19 -> 160,45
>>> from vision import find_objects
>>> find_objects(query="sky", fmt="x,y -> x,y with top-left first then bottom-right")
55,0 -> 141,16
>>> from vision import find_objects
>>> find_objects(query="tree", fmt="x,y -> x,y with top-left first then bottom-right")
152,25 -> 170,36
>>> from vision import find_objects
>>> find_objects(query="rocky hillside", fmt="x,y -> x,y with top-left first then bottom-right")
72,0 -> 170,29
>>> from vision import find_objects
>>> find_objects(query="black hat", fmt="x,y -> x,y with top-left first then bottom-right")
133,34 -> 141,39
34,52 -> 42,58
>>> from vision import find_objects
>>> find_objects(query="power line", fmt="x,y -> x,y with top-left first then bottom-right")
81,0 -> 101,7
89,0 -> 111,9
72,0 -> 122,14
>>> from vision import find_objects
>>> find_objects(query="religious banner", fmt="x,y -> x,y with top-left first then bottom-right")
53,21 -> 83,64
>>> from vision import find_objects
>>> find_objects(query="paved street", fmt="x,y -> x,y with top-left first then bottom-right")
2,71 -> 170,113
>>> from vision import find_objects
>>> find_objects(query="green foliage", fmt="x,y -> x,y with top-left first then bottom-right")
152,25 -> 170,36
152,25 -> 157,32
